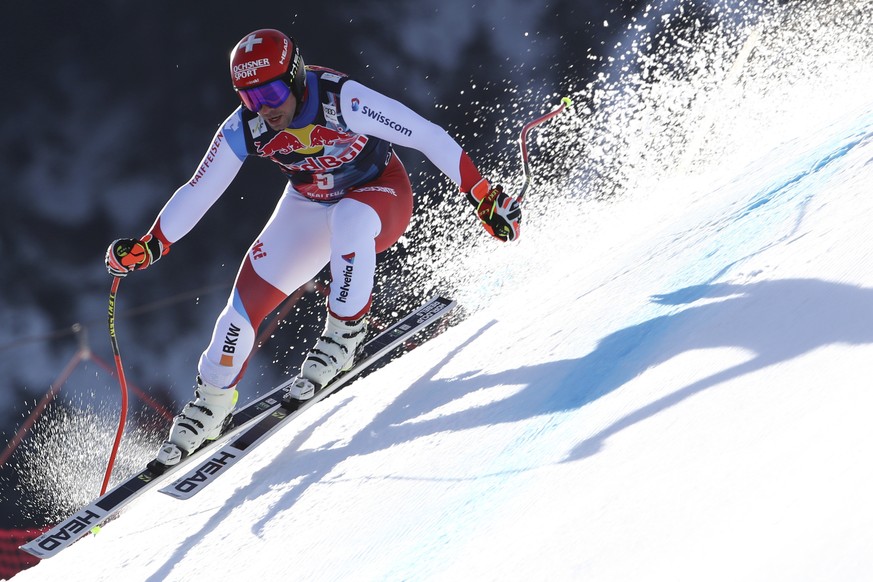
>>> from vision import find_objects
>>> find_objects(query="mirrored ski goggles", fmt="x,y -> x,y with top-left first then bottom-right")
237,79 -> 292,112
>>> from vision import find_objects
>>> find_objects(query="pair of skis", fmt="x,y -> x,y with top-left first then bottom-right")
20,296 -> 456,559
22,94 -> 572,561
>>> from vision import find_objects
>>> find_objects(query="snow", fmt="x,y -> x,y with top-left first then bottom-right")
18,106 -> 873,581
16,3 -> 873,581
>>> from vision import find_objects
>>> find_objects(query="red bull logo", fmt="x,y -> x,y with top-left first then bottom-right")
255,125 -> 357,157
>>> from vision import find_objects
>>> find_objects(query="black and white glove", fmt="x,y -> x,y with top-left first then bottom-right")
466,179 -> 521,242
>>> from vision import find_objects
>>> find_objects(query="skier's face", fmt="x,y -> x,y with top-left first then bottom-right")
258,93 -> 297,131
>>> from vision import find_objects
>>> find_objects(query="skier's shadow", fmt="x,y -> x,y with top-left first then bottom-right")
150,277 -> 873,571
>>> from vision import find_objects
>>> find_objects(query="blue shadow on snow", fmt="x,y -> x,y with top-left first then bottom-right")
149,277 -> 873,573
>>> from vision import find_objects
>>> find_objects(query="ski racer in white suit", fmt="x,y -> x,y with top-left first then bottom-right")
105,29 -> 522,466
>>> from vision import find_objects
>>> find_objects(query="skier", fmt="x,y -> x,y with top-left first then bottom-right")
105,29 -> 521,466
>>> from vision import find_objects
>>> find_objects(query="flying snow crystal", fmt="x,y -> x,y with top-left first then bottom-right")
14,0 -> 873,560
14,398 -> 163,524
397,0 -> 873,315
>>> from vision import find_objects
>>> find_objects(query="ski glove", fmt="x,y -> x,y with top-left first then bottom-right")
105,234 -> 165,277
467,179 -> 521,242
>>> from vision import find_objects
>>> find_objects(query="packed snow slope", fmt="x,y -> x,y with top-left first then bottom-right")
17,2 -> 873,581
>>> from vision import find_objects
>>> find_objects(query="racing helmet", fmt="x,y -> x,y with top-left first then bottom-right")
229,29 -> 306,104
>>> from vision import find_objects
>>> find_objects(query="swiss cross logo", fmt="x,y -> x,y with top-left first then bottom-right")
240,34 -> 263,53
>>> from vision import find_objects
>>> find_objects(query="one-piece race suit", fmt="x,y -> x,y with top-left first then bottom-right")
145,66 -> 485,388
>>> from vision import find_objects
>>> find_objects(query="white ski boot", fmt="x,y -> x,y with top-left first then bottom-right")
286,313 -> 368,401
154,376 -> 238,466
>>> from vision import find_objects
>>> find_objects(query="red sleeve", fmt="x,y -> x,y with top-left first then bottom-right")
146,219 -> 172,255
458,151 -> 483,194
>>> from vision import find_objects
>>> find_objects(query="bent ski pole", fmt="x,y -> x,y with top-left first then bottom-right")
517,96 -> 573,204
101,276 -> 129,495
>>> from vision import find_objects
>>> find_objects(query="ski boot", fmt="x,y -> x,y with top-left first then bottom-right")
150,376 -> 238,471
284,312 -> 368,403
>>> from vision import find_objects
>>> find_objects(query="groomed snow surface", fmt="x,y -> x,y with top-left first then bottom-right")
17,4 -> 873,581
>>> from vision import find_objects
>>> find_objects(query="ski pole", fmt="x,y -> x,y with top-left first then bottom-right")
101,276 -> 129,495
517,96 -> 573,204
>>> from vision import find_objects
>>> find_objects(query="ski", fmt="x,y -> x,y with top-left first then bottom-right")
160,295 -> 456,500
19,295 -> 455,558
18,382 -> 296,559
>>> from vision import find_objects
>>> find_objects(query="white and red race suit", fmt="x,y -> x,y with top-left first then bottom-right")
145,67 -> 485,388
